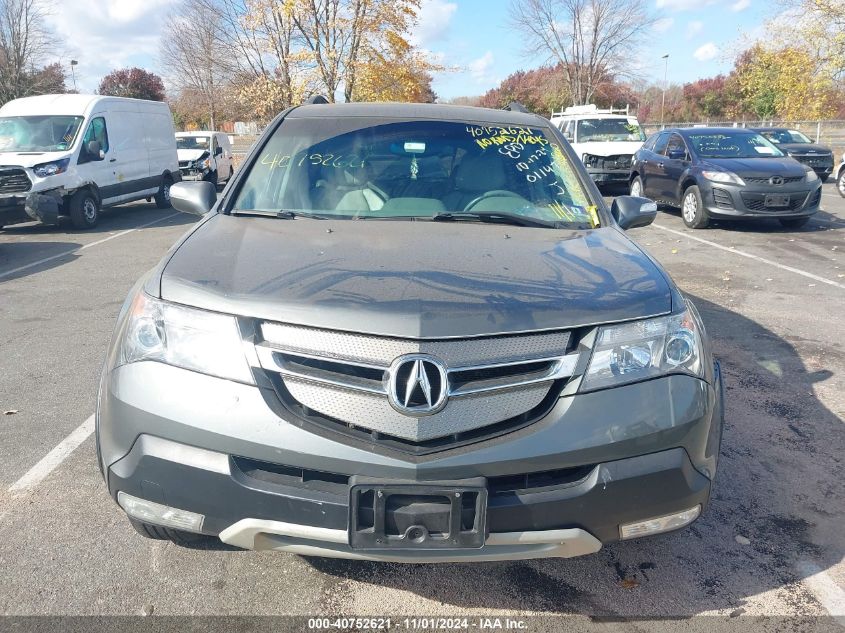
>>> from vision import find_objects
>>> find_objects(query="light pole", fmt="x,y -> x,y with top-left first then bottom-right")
70,60 -> 78,92
660,54 -> 669,128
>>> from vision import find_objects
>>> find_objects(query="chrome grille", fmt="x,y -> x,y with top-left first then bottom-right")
256,323 -> 577,444
0,168 -> 31,194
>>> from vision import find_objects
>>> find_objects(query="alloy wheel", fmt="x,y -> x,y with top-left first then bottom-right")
682,192 -> 697,223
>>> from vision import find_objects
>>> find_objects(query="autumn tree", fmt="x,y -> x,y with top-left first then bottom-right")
733,44 -> 836,120
0,0 -> 65,104
352,31 -> 439,102
160,0 -> 235,129
98,68 -> 165,101
508,0 -> 655,106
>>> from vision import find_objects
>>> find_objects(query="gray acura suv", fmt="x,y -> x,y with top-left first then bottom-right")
97,102 -> 724,562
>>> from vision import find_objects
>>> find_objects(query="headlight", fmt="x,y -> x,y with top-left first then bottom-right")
33,157 -> 70,178
582,153 -> 599,167
580,306 -> 704,391
805,168 -> 819,182
701,170 -> 745,186
120,293 -> 253,383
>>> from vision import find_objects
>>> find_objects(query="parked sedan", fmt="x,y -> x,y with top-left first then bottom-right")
629,128 -> 822,229
754,127 -> 834,182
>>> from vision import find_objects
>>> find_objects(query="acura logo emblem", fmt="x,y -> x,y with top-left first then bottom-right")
387,354 -> 448,416
769,175 -> 784,185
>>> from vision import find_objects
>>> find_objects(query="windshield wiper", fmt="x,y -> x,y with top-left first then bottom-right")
431,212 -> 565,229
230,209 -> 329,219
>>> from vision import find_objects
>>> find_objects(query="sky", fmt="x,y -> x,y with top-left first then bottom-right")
49,0 -> 772,104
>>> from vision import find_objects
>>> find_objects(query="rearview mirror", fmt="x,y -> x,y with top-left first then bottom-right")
170,181 -> 217,216
611,196 -> 657,230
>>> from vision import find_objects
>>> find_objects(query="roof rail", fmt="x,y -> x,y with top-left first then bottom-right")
304,95 -> 330,105
505,101 -> 529,113
550,104 -> 631,118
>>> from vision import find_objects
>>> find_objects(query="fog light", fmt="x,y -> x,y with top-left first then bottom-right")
619,505 -> 701,540
117,491 -> 205,532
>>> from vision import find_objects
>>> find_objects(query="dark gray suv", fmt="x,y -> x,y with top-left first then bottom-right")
97,102 -> 723,562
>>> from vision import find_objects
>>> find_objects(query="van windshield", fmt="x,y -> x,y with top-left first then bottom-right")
576,119 -> 645,143
177,136 -> 211,150
0,115 -> 84,152
232,118 -> 600,229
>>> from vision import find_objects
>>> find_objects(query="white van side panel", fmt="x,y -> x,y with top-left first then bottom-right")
146,110 -> 178,180
105,106 -> 153,204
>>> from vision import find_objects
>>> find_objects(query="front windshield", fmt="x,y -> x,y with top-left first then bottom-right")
576,118 -> 645,143
232,118 -> 600,228
686,132 -> 785,159
0,115 -> 84,152
177,135 -> 211,150
760,129 -> 812,145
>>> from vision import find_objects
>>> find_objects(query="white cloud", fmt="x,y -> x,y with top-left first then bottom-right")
693,42 -> 719,61
468,51 -> 495,83
410,0 -> 458,47
46,0 -> 178,93
653,17 -> 675,33
687,20 -> 704,38
731,0 -> 751,11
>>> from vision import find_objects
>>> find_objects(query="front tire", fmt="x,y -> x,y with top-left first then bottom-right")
68,190 -> 100,229
204,170 -> 218,186
681,185 -> 709,229
837,170 -> 845,198
779,217 -> 810,229
630,175 -> 644,198
154,178 -> 172,209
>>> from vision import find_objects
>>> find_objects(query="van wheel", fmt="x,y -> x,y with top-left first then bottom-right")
69,190 -> 100,229
128,518 -> 210,546
154,179 -> 172,209
204,170 -> 218,185
681,185 -> 709,229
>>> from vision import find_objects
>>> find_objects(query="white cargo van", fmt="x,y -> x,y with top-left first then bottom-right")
550,105 -> 645,186
176,131 -> 234,186
0,94 -> 180,229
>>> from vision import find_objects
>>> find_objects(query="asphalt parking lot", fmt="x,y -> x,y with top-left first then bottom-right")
0,184 -> 843,622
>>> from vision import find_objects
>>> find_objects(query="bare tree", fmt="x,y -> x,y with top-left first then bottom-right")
509,0 -> 655,106
160,0 -> 235,129
0,0 -> 57,103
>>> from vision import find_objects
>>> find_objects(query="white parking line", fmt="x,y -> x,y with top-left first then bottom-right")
652,224 -> 845,290
797,561 -> 845,626
0,212 -> 181,282
8,415 -> 95,496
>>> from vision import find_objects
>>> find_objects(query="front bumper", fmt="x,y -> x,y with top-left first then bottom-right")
99,360 -> 722,560
0,191 -> 61,226
586,167 -> 631,184
698,180 -> 822,219
179,168 -> 210,182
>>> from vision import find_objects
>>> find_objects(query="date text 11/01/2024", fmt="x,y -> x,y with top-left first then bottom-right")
307,617 -> 529,630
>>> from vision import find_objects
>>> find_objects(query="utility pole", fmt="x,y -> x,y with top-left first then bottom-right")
660,54 -> 669,128
70,60 -> 78,92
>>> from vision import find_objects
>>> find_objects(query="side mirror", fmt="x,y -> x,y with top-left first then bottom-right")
611,195 -> 657,230
667,149 -> 686,161
214,146 -> 223,156
86,140 -> 103,160
170,181 -> 217,216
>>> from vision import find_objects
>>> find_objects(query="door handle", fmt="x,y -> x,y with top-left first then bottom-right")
657,162 -> 664,168
109,158 -> 117,163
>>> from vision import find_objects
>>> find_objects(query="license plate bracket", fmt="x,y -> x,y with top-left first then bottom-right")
764,193 -> 790,208
349,479 -> 487,550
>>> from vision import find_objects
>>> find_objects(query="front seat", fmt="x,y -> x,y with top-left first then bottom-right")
442,152 -> 508,211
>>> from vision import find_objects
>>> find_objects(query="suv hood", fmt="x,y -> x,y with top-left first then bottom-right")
778,143 -> 832,156
572,140 -> 643,158
702,156 -> 808,178
159,215 -> 673,338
